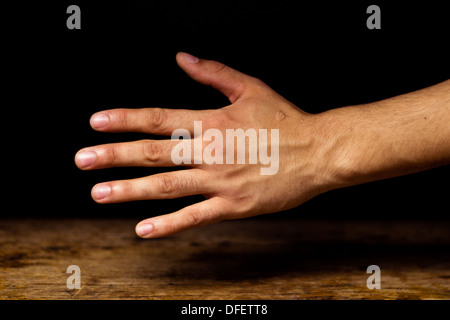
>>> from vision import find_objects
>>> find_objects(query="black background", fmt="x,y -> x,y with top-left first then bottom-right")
4,0 -> 449,220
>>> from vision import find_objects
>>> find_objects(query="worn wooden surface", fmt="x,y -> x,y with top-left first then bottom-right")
0,218 -> 449,300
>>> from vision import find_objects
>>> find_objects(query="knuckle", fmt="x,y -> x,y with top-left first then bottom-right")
148,108 -> 167,131
113,109 -> 129,127
249,76 -> 266,88
185,210 -> 202,227
142,141 -> 162,163
158,175 -> 177,194
203,109 -> 232,130
104,145 -> 120,164
163,216 -> 182,236
250,77 -> 271,94
215,109 -> 234,126
120,181 -> 134,196
211,62 -> 228,75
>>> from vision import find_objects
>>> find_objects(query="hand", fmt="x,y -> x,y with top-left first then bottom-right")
75,53 -> 450,239
75,52 -> 338,238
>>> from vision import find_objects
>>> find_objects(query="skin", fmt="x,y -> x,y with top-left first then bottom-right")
75,52 -> 450,239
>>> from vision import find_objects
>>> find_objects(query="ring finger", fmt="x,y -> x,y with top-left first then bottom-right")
91,169 -> 213,203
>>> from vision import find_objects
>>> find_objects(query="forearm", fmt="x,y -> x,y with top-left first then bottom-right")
320,80 -> 450,188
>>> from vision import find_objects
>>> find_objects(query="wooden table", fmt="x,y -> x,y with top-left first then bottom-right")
1,218 -> 449,299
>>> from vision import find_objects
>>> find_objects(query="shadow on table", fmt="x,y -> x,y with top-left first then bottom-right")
157,222 -> 450,281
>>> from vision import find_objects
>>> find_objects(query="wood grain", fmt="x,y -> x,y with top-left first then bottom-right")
1,218 -> 449,299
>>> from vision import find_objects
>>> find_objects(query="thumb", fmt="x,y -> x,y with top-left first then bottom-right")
176,52 -> 256,103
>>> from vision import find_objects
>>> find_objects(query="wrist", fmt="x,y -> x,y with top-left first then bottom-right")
312,106 -> 377,190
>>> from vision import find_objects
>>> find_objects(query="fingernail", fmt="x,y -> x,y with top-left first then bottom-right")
92,184 -> 111,200
76,150 -> 97,168
136,223 -> 154,237
180,52 -> 199,64
90,113 -> 109,129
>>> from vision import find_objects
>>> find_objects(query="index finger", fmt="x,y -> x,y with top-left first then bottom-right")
90,108 -> 215,135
